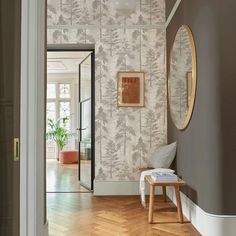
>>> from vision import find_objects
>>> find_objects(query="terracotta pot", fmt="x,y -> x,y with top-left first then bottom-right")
59,150 -> 79,164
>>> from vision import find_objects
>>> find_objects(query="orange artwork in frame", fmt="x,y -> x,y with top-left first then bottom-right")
117,71 -> 145,107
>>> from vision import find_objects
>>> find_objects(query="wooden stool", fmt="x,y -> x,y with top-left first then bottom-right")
145,176 -> 185,224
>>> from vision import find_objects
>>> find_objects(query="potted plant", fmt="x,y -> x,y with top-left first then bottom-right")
46,117 -> 75,161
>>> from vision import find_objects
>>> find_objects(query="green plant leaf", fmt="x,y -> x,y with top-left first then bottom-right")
46,116 -> 77,151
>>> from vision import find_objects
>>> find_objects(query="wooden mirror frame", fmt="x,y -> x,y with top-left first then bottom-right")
168,25 -> 197,130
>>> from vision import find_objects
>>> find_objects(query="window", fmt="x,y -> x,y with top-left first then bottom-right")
46,83 -> 72,131
47,83 -> 56,99
59,84 -> 71,98
46,82 -> 75,159
47,102 -> 56,128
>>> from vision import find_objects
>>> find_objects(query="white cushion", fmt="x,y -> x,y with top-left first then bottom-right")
149,142 -> 177,168
153,168 -> 175,173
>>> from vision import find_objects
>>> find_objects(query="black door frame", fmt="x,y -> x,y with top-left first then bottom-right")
78,52 -> 95,190
47,45 -> 95,191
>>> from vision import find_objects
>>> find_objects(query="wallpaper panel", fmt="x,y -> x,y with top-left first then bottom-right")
47,0 -> 167,181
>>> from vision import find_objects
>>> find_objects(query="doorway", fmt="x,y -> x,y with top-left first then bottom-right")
46,47 -> 95,193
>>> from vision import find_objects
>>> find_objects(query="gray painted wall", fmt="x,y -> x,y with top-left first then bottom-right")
167,0 -> 236,215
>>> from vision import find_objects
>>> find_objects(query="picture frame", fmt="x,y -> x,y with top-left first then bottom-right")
117,71 -> 145,107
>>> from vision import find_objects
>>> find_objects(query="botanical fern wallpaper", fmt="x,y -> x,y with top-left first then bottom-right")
47,0 -> 167,181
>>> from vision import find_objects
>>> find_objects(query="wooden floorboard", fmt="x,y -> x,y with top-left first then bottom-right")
47,194 -> 201,236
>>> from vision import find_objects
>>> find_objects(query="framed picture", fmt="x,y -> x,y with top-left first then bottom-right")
186,71 -> 192,107
117,71 -> 145,107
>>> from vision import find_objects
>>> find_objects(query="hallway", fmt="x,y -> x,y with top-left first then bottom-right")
47,194 -> 200,236
47,160 -> 89,193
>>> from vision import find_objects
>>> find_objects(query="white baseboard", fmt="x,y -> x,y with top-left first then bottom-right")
94,181 -> 162,195
167,187 -> 236,236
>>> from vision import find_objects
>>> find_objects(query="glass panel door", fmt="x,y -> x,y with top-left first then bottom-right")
78,53 -> 94,190
0,0 -> 21,235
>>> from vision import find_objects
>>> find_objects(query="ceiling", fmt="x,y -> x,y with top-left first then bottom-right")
47,51 -> 91,74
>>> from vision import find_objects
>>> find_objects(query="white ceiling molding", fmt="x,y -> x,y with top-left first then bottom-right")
47,74 -> 78,81
47,51 -> 91,59
47,61 -> 66,71
47,51 -> 91,74
165,0 -> 182,29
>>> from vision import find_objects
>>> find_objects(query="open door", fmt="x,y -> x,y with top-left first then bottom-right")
78,52 -> 95,191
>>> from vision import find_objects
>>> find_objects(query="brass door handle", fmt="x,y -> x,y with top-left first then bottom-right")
14,138 -> 20,161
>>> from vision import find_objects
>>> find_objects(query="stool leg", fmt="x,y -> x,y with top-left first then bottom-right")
175,186 -> 183,223
162,186 -> 167,202
148,185 -> 155,223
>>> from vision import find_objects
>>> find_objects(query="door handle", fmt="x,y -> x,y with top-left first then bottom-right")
14,138 -> 20,161
76,128 -> 86,131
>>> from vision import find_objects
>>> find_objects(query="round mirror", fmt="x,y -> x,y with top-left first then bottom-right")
168,25 -> 197,130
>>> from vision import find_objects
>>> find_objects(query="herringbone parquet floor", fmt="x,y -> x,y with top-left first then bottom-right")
47,193 -> 200,236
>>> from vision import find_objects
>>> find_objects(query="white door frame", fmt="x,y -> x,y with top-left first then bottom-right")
20,0 -> 48,235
